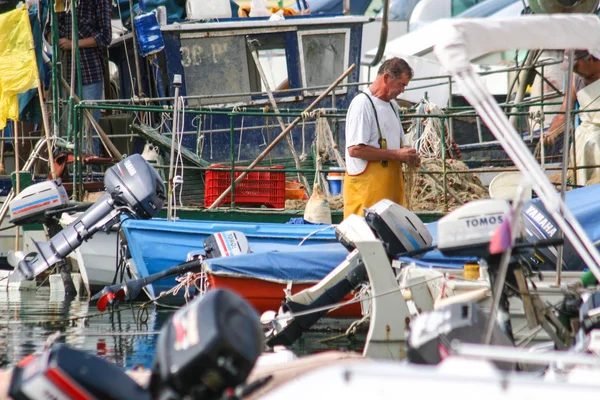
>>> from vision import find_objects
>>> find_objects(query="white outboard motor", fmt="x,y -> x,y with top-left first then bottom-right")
266,199 -> 432,347
364,199 -> 433,256
203,231 -> 251,259
437,198 -> 512,258
9,180 -> 70,225
9,154 -> 166,282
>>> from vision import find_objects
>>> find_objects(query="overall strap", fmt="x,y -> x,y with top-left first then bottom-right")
360,91 -> 398,167
360,91 -> 384,147
359,92 -> 400,146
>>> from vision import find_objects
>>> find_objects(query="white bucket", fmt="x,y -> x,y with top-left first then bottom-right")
187,0 -> 232,20
489,172 -> 532,201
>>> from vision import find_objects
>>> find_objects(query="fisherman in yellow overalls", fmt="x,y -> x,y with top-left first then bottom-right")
343,57 -> 420,219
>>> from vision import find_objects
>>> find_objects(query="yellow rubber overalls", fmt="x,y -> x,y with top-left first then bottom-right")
343,93 -> 405,219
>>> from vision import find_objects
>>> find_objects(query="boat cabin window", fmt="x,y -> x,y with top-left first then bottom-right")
451,0 -> 484,16
180,32 -> 291,105
297,29 -> 350,96
247,34 -> 290,95
180,34 -> 254,105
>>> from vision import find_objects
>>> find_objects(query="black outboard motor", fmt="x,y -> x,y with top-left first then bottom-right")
149,288 -> 264,399
8,344 -> 151,400
9,154 -> 166,282
521,201 -> 583,271
406,302 -> 516,371
9,288 -> 264,400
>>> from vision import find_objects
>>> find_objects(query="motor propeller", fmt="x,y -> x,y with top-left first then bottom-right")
92,258 -> 203,310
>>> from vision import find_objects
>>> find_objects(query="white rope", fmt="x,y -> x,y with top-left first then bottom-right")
170,96 -> 186,219
234,106 -> 246,162
407,99 -> 451,158
297,225 -> 337,246
192,115 -> 204,157
300,113 -> 307,161
317,117 -> 346,169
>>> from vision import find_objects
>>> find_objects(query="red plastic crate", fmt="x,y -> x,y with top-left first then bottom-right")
204,164 -> 286,208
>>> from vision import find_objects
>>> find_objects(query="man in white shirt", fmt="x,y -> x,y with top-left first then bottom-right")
544,50 -> 600,185
343,57 -> 420,218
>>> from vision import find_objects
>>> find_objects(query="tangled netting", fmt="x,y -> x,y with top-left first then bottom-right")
403,99 -> 489,211
405,158 -> 489,211
285,194 -> 343,211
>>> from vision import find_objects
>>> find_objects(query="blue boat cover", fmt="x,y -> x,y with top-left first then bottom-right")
203,243 -> 348,283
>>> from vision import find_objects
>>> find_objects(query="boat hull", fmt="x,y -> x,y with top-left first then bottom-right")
208,274 -> 361,318
121,218 -> 343,300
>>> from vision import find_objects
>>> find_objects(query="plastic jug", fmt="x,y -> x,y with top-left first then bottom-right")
187,0 -> 232,20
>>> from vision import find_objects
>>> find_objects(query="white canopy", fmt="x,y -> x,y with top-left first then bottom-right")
433,14 -> 600,281
434,14 -> 600,72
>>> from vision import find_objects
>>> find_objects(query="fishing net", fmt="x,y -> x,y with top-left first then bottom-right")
404,99 -> 489,211
285,194 -> 343,211
405,158 -> 489,212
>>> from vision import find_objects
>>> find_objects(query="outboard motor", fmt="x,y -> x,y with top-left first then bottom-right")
266,199 -> 432,347
203,230 -> 251,259
436,198 -> 567,343
9,180 -> 70,225
8,344 -> 150,400
437,198 -> 512,259
92,231 -> 252,310
406,302 -> 516,371
8,289 -> 264,400
149,288 -> 264,399
364,199 -> 433,257
521,201 -> 582,271
9,154 -> 166,282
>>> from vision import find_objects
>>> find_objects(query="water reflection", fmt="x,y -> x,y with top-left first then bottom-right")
0,288 -> 169,369
0,288 -> 364,369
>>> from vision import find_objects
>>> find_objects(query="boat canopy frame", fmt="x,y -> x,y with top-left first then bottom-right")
432,14 -> 600,282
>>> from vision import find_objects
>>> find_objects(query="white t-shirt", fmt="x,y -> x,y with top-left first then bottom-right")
345,88 -> 405,175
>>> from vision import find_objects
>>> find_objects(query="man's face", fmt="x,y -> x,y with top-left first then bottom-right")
573,56 -> 596,80
386,72 -> 410,99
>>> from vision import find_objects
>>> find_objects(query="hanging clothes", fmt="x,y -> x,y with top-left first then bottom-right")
0,6 -> 38,130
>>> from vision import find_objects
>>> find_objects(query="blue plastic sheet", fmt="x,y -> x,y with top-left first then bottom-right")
203,243 -> 348,283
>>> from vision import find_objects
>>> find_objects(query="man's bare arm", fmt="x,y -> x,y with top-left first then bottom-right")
348,144 -> 420,166
544,81 -> 578,145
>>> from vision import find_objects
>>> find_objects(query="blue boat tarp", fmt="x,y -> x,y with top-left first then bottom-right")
203,243 -> 348,283
121,218 -> 339,298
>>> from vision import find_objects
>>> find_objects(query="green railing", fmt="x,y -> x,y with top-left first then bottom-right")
63,59 -> 592,215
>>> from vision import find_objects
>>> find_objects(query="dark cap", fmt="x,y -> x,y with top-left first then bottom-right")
561,50 -> 592,70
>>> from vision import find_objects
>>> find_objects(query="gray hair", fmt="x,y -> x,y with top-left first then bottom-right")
377,57 -> 414,80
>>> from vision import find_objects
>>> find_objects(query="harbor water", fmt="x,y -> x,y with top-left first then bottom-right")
0,287 -> 364,369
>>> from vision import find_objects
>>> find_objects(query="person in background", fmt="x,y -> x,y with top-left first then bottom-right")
50,0 -> 112,122
343,57 -> 420,219
544,49 -> 600,186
